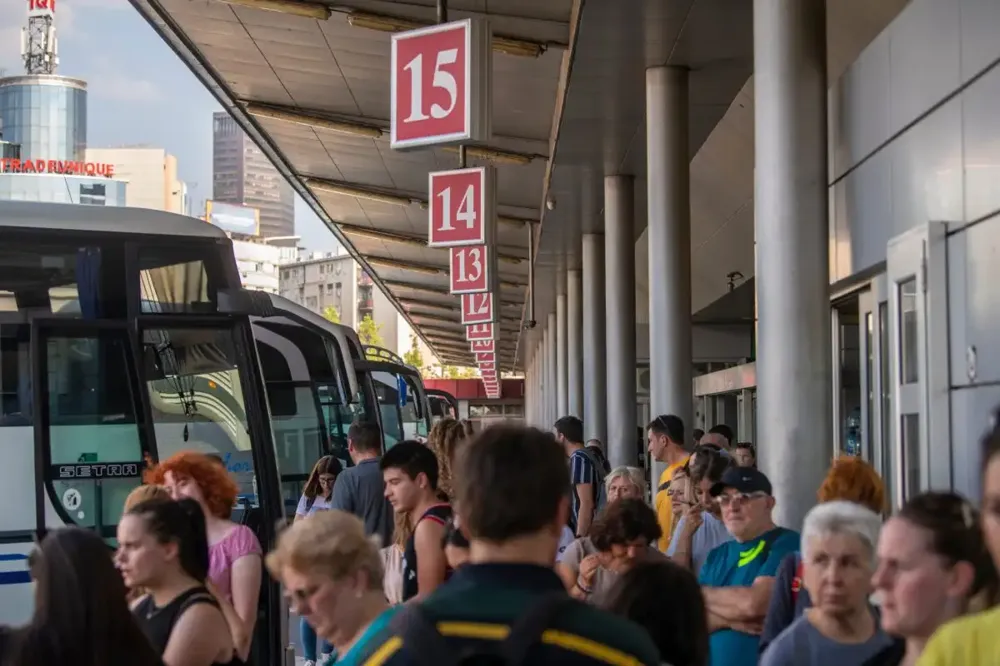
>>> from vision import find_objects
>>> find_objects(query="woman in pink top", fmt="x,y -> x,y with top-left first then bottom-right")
148,451 -> 262,661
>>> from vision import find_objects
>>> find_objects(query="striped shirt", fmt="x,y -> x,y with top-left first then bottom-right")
569,448 -> 597,533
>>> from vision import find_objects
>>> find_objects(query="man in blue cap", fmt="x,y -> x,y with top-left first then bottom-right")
698,466 -> 800,666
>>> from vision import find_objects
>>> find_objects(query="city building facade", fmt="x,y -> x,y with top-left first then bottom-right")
85,147 -> 187,214
212,111 -> 294,238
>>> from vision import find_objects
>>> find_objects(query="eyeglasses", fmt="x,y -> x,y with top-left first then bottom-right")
717,492 -> 767,508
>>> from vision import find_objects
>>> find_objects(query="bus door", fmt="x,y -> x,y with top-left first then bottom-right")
136,314 -> 285,666
30,318 -> 150,543
355,361 -> 430,450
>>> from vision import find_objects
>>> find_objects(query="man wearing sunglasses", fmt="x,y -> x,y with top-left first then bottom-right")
697,467 -> 800,666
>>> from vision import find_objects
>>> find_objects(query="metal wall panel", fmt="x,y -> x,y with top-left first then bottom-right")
961,66 -> 1000,224
959,0 -> 1000,84
886,0 -> 961,134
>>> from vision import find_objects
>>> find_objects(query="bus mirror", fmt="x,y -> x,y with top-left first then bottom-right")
219,288 -> 276,317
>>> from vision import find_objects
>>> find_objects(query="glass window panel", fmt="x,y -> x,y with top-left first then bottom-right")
900,413 -> 920,501
142,326 -> 259,520
865,312 -> 875,460
46,332 -> 143,537
898,278 -> 919,385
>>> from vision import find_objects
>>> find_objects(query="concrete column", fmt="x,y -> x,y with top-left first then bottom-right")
526,348 -> 535,425
582,234 -> 607,445
646,66 -> 693,485
567,269 -> 584,418
547,312 -> 558,426
540,327 -> 550,425
754,0 -> 830,529
604,175 -> 637,469
556,291 -> 568,418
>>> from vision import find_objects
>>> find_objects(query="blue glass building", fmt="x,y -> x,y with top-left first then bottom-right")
0,75 -> 87,162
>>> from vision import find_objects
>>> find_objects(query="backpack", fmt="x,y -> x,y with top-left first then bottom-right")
387,591 -> 572,666
577,447 -> 608,514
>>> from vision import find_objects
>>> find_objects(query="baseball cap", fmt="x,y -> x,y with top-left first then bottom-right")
710,466 -> 773,497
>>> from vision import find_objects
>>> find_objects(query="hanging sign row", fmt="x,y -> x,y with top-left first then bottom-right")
390,17 -> 501,395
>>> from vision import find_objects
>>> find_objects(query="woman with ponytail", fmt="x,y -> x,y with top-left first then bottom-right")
116,498 -> 242,666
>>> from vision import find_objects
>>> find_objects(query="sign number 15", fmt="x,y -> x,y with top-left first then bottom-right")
402,49 -> 458,123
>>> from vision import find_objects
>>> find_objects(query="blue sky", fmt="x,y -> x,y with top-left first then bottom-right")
0,0 -> 336,251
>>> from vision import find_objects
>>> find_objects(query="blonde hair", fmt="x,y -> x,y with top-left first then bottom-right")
123,484 -> 171,513
605,466 -> 646,496
393,510 -> 412,550
265,510 -> 383,591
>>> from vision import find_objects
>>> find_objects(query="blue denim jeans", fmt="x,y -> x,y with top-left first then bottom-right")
300,616 -> 333,662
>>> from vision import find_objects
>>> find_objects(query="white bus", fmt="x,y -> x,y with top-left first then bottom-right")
249,294 -> 436,511
0,201 -> 285,665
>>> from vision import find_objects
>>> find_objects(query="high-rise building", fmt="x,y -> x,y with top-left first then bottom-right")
212,112 -> 294,238
85,147 -> 187,213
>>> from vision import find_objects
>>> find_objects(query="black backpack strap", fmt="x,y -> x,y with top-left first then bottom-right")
387,603 -> 459,666
497,591 -> 574,664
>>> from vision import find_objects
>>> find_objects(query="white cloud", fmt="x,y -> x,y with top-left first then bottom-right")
88,54 -> 164,103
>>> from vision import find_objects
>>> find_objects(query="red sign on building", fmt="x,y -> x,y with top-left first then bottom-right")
466,323 -> 494,342
479,361 -> 496,373
460,291 -> 496,325
390,19 -> 491,150
449,245 -> 493,294
427,167 -> 495,247
471,338 -> 495,354
475,350 -> 495,365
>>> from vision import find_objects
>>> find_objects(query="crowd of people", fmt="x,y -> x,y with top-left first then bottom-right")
3,411 -> 1000,666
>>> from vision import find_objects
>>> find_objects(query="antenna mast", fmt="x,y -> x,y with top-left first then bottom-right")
21,0 -> 58,75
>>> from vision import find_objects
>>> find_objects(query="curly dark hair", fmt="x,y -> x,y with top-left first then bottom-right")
590,498 -> 662,552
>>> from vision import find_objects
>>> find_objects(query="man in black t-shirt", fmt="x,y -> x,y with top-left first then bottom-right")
381,441 -> 451,601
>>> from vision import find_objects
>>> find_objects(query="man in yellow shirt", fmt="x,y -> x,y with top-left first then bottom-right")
647,414 -> 691,551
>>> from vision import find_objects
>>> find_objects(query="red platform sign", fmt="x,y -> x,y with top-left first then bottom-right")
471,338 -> 495,354
479,361 -> 496,373
390,19 -> 491,150
475,350 -> 495,364
461,292 -> 496,325
428,166 -> 495,247
466,323 -> 494,342
449,245 -> 493,294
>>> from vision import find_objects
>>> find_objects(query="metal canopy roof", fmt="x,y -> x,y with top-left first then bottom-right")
130,0 -> 907,371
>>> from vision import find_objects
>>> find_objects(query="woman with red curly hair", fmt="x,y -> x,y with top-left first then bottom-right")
759,456 -> 886,654
146,451 -> 262,661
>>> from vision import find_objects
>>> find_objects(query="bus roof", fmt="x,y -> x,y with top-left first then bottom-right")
0,201 -> 229,239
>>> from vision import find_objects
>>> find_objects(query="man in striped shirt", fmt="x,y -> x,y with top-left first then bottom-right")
555,416 -> 599,537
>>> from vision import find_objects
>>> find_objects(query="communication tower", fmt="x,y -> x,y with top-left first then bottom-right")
21,0 -> 59,75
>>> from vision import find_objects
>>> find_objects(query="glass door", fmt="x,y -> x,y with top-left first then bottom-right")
886,222 -> 950,508
31,319 -> 150,542
858,278 -> 888,466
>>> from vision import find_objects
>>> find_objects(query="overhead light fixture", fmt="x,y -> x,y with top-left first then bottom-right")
366,256 -> 445,276
345,10 -> 545,58
220,0 -> 331,21
442,145 -> 533,166
346,10 -> 419,32
245,103 -> 382,139
305,178 -> 418,207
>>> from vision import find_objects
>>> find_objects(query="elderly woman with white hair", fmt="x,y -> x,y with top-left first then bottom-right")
760,501 -> 894,666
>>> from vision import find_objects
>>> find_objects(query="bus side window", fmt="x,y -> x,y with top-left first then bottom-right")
44,332 -> 144,538
400,376 -> 425,439
142,327 -> 259,522
372,371 -> 403,449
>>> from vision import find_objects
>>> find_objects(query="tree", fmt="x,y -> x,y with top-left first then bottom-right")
356,313 -> 384,347
402,335 -> 424,369
321,305 -> 340,324
435,365 -> 478,379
